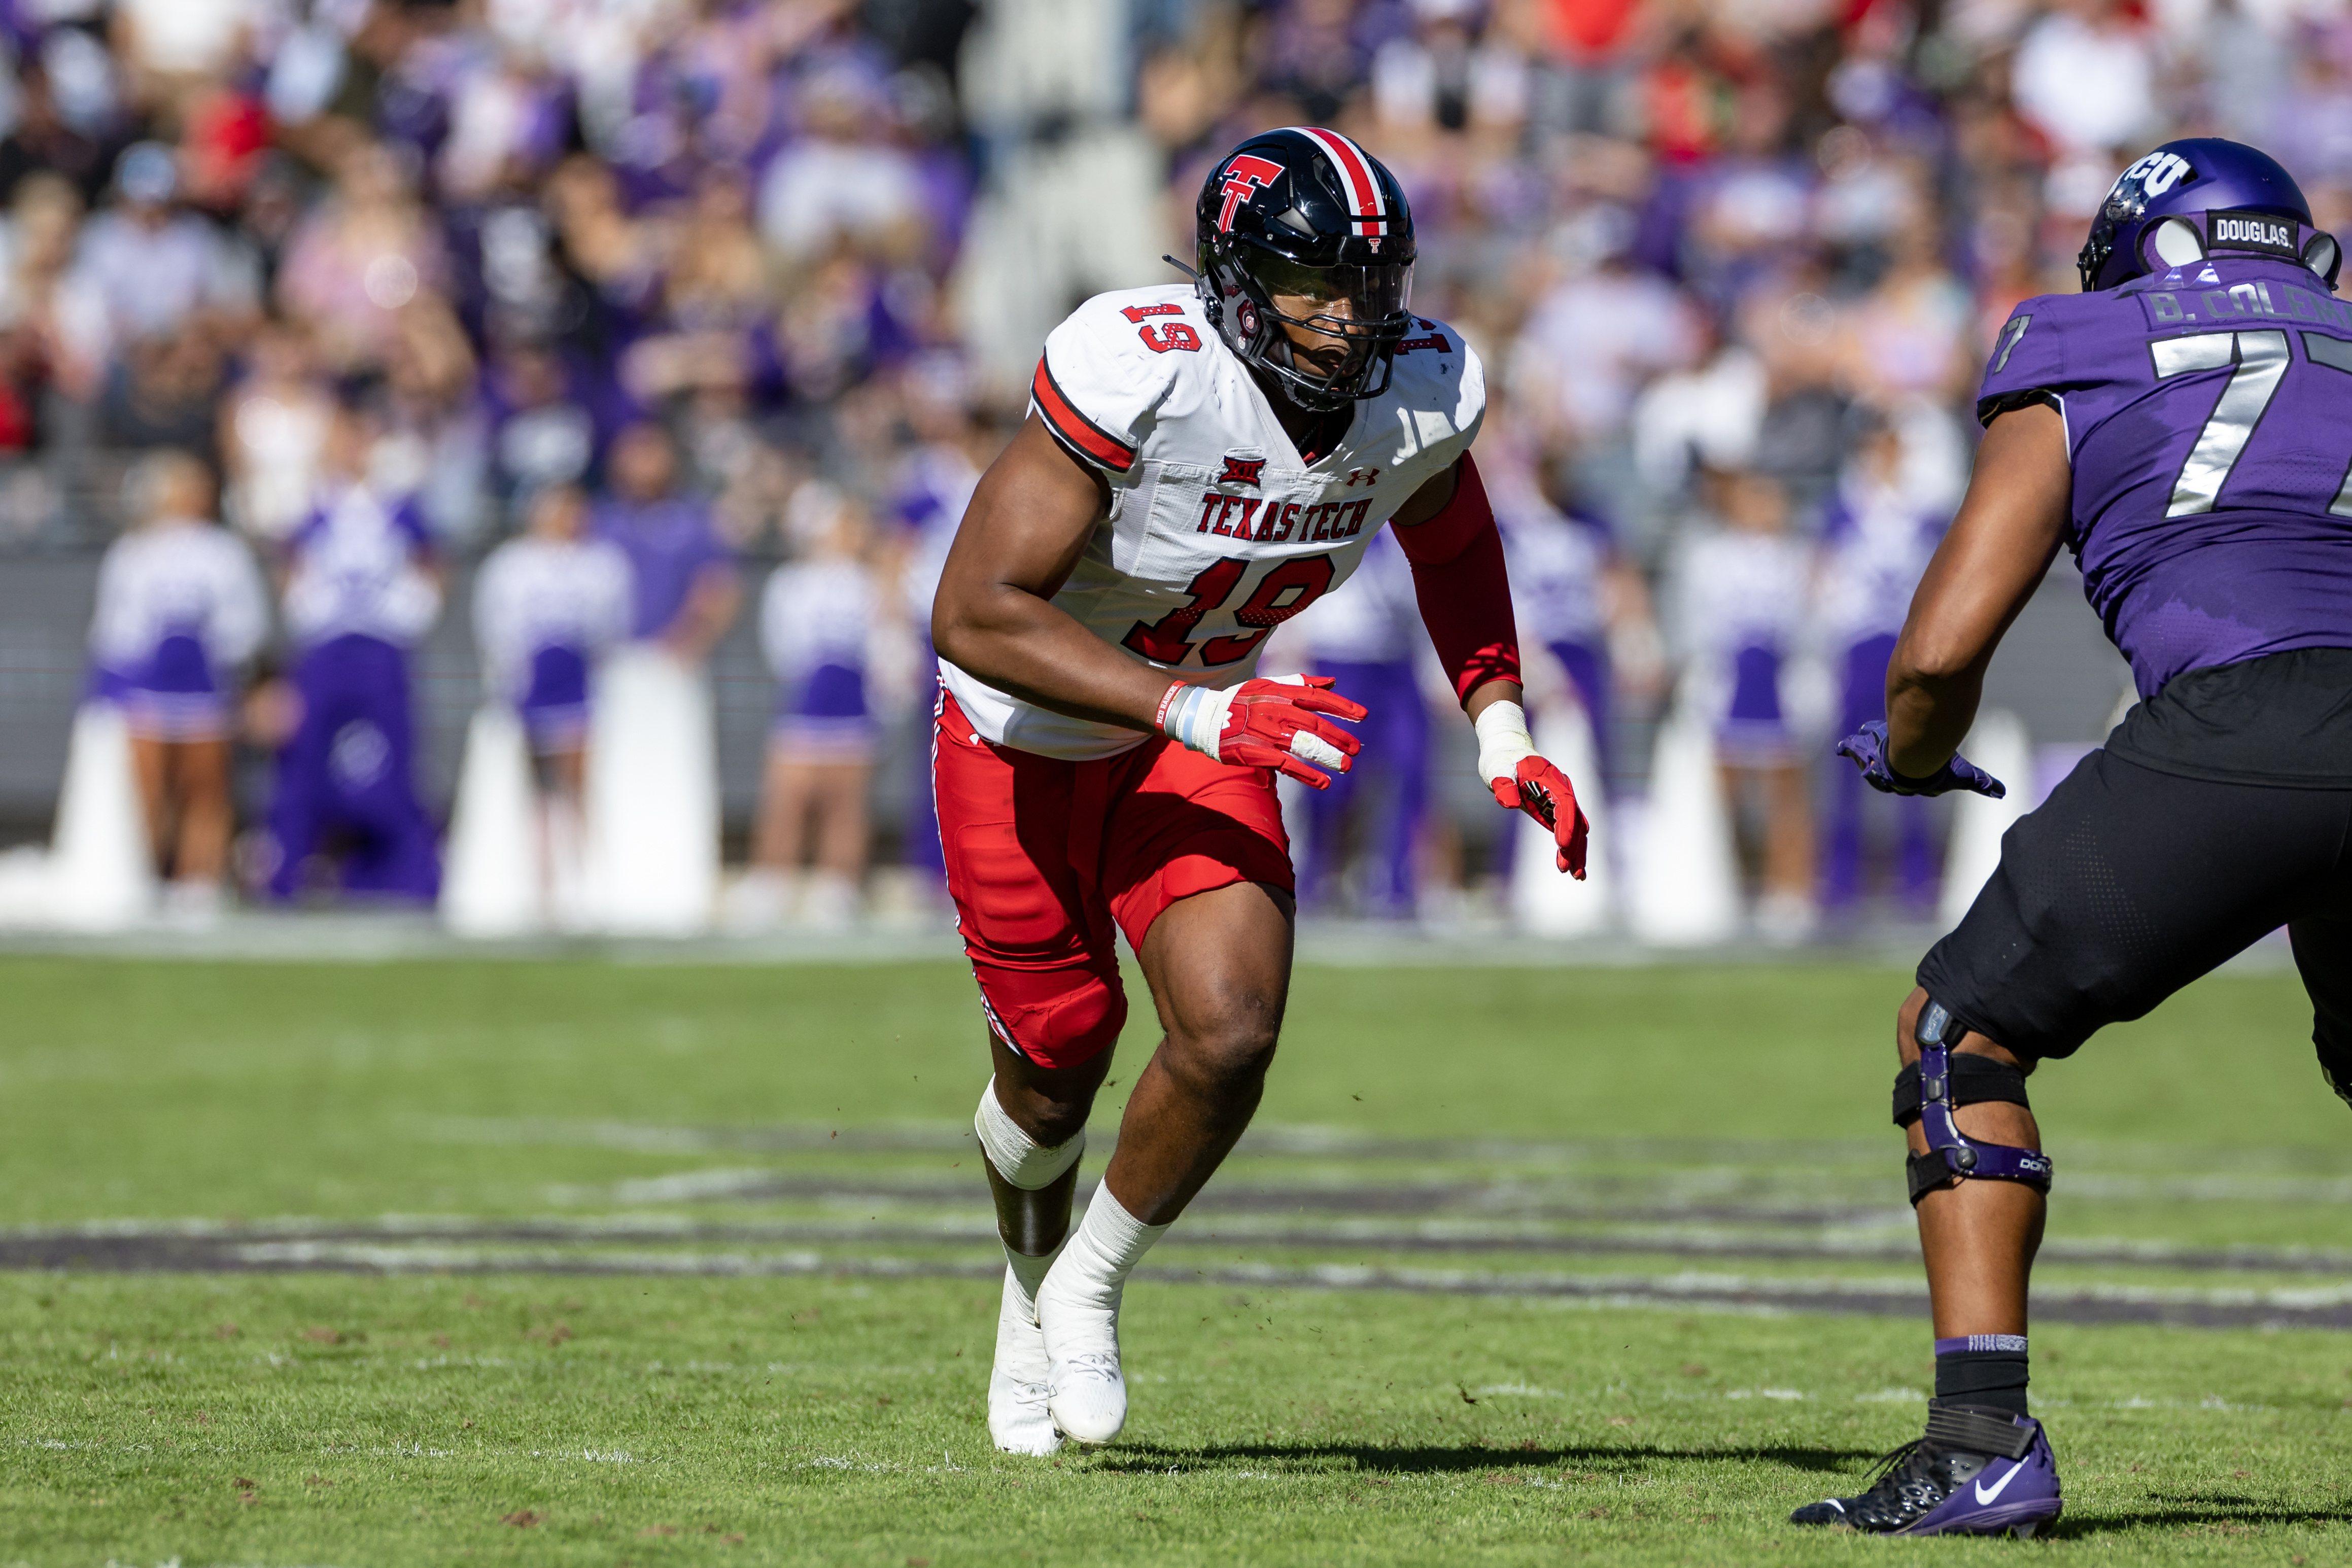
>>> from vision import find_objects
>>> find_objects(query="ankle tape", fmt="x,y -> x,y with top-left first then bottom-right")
1924,1404 -> 2034,1460
1904,999 -> 2053,1206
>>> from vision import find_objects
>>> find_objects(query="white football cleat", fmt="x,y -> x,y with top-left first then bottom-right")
987,1265 -> 1061,1456
1036,1271 -> 1127,1444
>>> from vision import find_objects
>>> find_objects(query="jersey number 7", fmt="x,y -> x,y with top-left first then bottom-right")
2151,330 -> 2289,517
1121,554 -> 1337,667
2154,328 -> 2352,518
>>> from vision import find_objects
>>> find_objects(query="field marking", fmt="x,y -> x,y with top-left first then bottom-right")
9,1230 -> 2352,1329
10,1215 -> 2352,1278
419,1116 -> 2352,1186
417,1117 -> 978,1155
421,1116 -> 1908,1165
527,1164 -> 2352,1224
543,1174 -> 1920,1225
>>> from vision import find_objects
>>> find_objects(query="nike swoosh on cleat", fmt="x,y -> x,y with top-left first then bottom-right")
1974,1462 -> 2023,1506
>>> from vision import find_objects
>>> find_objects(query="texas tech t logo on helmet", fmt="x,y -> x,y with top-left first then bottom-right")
1189,127 -> 1417,412
1217,156 -> 1283,233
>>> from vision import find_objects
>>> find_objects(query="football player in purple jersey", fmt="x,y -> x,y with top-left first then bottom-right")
1795,138 -> 2352,1537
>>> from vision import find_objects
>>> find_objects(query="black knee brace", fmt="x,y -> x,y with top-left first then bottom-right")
1892,999 -> 2054,1206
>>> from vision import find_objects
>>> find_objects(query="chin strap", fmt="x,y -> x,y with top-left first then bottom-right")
1906,1000 -> 2054,1206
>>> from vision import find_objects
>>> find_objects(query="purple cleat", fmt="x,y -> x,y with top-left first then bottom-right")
1790,1405 -> 2062,1538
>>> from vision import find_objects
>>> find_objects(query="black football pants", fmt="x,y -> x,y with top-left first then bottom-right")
1918,747 -> 2352,1096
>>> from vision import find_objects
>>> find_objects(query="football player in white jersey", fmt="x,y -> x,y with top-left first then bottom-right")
930,127 -> 1589,1453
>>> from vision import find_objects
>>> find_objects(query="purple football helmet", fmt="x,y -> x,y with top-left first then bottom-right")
2078,137 -> 2341,292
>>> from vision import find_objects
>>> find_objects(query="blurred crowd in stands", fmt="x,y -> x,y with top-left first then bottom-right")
4,0 -> 2323,933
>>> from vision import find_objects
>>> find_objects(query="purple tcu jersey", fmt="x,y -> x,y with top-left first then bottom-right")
1980,255 -> 2352,696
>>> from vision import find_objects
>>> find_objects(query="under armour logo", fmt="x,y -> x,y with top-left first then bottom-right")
1344,467 -> 1381,488
1218,455 -> 1266,488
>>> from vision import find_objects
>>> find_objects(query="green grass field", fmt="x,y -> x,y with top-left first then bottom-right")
4,950 -> 2351,1565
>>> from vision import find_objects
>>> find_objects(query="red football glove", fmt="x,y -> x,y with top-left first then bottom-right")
1158,675 -> 1367,790
1494,755 -> 1590,878
1474,700 -> 1589,879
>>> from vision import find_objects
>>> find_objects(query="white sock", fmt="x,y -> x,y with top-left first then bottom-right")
1005,1243 -> 1057,1311
1050,1180 -> 1170,1308
994,1256 -> 1060,1391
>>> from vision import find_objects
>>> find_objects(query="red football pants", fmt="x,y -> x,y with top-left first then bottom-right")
931,691 -> 1293,1068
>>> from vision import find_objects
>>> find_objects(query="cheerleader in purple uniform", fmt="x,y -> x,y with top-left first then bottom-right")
86,452 -> 267,908
750,495 -> 878,926
471,483 -> 633,798
1816,421 -> 1947,915
1672,467 -> 1817,935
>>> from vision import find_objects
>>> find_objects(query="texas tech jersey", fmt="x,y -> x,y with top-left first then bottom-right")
940,283 -> 1483,760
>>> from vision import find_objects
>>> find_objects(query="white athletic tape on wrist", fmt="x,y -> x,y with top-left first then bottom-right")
1472,699 -> 1537,788
1160,683 -> 1227,756
974,1077 -> 1084,1190
1161,675 -> 1327,766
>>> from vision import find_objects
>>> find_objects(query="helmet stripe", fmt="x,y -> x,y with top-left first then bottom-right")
1294,126 -> 1386,236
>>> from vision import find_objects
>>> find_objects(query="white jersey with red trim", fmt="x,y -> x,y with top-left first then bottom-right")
939,283 -> 1484,760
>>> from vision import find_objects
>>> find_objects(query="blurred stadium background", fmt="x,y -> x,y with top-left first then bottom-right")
0,0 -> 2238,945
11,8 -> 2352,1554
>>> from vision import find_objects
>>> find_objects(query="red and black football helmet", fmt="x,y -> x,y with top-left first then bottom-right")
1193,127 -> 1416,411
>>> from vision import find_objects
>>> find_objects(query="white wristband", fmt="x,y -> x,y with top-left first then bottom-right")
1472,699 -> 1537,787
